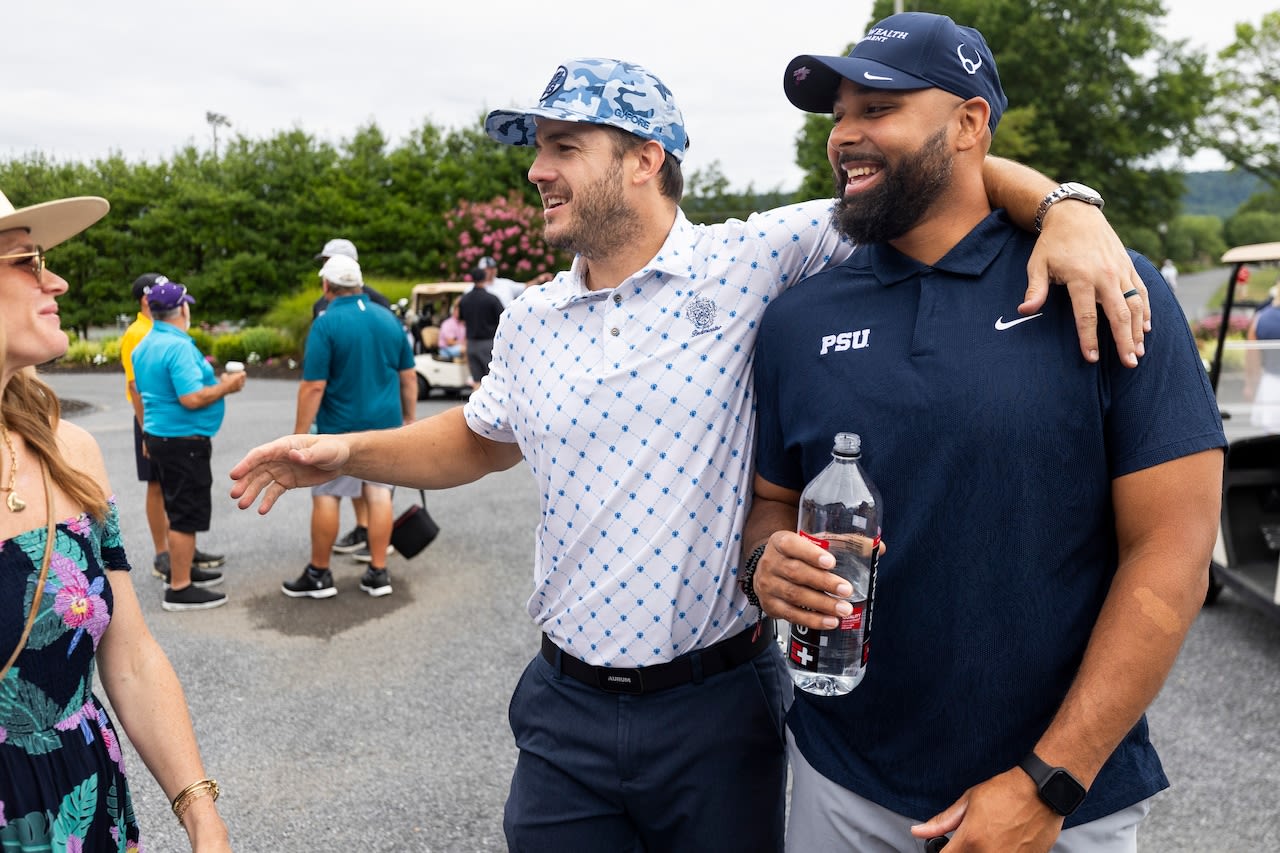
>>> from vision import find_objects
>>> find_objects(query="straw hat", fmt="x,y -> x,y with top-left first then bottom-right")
0,188 -> 108,248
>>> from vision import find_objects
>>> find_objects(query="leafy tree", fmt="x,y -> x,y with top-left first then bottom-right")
681,162 -> 791,223
1166,214 -> 1227,265
1225,210 -> 1280,247
1235,186 -> 1280,215
793,1 -> 1214,245
1203,11 -> 1280,188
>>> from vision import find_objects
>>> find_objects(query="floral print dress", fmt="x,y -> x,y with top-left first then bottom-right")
0,500 -> 142,852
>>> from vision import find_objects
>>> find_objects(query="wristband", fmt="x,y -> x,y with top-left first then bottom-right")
740,543 -> 767,608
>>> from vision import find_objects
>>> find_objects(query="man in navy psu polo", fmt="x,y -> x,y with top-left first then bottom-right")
746,12 -> 1225,852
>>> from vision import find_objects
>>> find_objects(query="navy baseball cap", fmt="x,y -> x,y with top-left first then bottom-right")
485,58 -> 690,162
784,12 -> 1007,133
131,272 -> 169,300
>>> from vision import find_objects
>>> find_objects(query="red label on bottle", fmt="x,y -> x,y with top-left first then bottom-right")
798,529 -> 830,550
840,603 -> 864,631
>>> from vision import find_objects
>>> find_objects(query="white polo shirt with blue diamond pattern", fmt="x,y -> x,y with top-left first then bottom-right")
465,201 -> 849,667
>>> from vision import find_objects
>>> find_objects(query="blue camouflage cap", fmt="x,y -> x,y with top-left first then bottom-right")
485,58 -> 689,162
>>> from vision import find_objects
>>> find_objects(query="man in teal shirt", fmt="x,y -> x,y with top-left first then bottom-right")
283,254 -> 416,600
133,282 -> 246,611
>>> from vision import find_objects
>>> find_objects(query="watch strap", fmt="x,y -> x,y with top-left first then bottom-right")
1018,750 -> 1055,786
1018,750 -> 1087,817
1034,183 -> 1104,233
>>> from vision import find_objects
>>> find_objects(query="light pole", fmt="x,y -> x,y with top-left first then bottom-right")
206,111 -> 231,158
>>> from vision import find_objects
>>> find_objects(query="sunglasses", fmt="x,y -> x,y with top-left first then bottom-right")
0,246 -> 46,283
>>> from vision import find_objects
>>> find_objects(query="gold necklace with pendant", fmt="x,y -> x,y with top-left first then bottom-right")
0,423 -> 27,512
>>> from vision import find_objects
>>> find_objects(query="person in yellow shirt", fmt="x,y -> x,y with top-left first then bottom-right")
121,272 -> 224,586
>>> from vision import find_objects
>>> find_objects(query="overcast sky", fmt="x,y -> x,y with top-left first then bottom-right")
9,0 -> 1275,192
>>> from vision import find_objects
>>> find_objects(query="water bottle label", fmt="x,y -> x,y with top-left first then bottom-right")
788,624 -> 821,673
839,603 -> 864,631
798,529 -> 829,550
788,612 -> 863,672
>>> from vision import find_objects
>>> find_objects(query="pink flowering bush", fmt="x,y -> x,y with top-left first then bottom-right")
443,193 -> 569,281
1194,312 -> 1253,341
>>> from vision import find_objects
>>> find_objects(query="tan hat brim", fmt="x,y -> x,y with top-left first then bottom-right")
0,196 -> 109,249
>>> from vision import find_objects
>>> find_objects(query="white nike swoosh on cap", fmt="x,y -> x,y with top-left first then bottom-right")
994,314 -> 1043,330
863,72 -> 894,81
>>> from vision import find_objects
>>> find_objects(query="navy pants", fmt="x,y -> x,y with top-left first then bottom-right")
503,641 -> 789,853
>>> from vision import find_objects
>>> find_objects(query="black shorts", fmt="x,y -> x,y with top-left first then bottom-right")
133,418 -> 160,482
143,434 -> 213,533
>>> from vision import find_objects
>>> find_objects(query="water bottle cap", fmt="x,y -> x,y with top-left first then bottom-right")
833,432 -> 861,457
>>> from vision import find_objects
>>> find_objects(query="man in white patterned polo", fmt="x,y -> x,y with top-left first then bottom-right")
231,56 -> 1151,851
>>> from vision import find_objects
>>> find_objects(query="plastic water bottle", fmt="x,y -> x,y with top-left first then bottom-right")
787,432 -> 882,697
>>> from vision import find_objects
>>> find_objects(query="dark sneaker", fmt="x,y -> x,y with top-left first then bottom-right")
162,585 -> 228,612
360,568 -> 392,597
193,548 -> 226,569
332,526 -> 367,554
152,555 -> 223,589
351,544 -> 396,563
282,566 -> 337,599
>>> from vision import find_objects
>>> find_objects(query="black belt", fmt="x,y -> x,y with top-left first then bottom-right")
540,621 -> 773,695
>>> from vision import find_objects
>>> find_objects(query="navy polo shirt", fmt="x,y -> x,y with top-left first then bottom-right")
754,210 -> 1225,826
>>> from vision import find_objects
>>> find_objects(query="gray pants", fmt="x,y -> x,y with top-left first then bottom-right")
465,338 -> 494,383
786,728 -> 1150,852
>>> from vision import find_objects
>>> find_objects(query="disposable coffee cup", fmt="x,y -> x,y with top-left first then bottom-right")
224,360 -> 245,374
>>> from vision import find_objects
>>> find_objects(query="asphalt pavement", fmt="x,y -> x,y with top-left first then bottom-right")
43,300 -> 1280,850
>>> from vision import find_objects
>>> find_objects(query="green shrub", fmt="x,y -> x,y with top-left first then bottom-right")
189,327 -> 215,356
262,290 -> 317,349
239,326 -> 295,361
61,339 -> 99,365
212,333 -> 247,364
99,337 -> 122,363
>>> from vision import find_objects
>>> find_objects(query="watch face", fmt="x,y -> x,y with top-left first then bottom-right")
1043,769 -> 1087,815
1062,182 -> 1102,202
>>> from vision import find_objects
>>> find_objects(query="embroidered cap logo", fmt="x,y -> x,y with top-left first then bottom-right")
957,43 -> 983,76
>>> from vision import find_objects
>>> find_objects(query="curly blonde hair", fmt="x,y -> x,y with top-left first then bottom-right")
0,324 -> 108,520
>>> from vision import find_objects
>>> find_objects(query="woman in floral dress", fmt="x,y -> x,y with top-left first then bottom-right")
0,188 -> 231,851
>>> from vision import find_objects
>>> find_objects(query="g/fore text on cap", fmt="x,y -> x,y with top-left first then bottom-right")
615,109 -> 652,130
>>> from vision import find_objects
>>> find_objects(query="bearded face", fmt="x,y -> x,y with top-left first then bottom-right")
831,125 -> 953,245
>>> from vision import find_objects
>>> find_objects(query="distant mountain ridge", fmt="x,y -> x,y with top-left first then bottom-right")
1182,170 -> 1262,218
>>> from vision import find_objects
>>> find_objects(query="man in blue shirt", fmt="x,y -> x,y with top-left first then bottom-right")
133,282 -> 247,611
282,254 -> 416,600
745,13 -> 1226,851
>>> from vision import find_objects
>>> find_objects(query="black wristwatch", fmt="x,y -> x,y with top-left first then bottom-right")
1018,751 -> 1087,816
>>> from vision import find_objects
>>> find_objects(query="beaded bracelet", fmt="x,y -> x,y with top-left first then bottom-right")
740,543 -> 768,608
171,778 -> 220,823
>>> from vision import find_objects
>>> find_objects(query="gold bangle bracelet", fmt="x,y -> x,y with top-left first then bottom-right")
171,778 -> 220,823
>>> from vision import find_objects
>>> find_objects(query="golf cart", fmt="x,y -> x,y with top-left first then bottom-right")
1204,241 -> 1280,622
407,281 -> 472,400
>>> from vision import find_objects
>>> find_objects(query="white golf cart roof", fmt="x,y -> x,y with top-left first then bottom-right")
1222,243 -> 1280,264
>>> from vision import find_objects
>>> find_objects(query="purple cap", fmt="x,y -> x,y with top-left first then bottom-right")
147,282 -> 195,311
